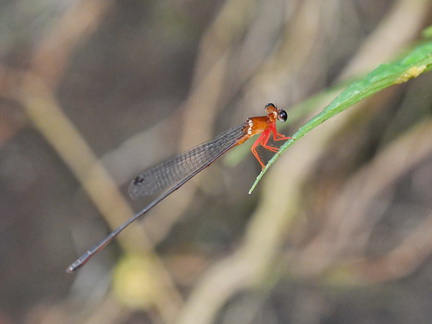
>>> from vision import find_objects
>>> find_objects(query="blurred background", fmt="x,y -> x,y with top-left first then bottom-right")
1,0 -> 432,323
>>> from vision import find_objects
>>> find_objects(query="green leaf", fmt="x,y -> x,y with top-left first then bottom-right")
249,40 -> 432,194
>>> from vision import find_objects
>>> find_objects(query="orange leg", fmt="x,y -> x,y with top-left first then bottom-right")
270,124 -> 291,141
250,124 -> 291,169
251,129 -> 270,169
261,125 -> 291,152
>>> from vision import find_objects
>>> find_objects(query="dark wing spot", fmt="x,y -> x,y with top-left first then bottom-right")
132,176 -> 145,185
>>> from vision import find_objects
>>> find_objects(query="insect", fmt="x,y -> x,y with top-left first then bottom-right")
67,103 -> 290,272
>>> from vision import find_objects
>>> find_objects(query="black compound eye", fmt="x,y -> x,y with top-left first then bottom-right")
265,103 -> 275,110
278,110 -> 288,122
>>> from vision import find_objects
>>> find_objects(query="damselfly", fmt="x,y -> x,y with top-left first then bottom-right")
67,103 -> 290,272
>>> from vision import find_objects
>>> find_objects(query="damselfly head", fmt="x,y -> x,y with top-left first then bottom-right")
264,103 -> 277,116
264,103 -> 287,123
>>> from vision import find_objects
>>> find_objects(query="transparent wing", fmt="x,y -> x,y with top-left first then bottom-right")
128,125 -> 245,198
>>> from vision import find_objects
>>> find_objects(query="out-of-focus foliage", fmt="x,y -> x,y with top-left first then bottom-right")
1,0 -> 432,323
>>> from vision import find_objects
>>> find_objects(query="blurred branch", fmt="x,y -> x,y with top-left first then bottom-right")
324,118 -> 432,283
31,0 -> 111,87
295,113 -> 432,274
353,208 -> 432,283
